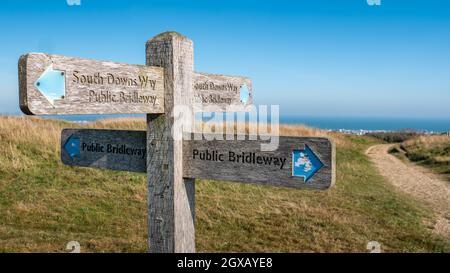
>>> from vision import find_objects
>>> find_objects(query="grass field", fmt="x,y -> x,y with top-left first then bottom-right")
391,135 -> 450,182
0,116 -> 448,252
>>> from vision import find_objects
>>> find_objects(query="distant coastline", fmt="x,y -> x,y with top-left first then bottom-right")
280,116 -> 450,134
2,113 -> 450,134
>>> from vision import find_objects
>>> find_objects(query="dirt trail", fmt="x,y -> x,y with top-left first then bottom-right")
366,144 -> 450,238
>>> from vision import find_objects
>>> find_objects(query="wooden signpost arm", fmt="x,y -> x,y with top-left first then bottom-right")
146,32 -> 196,253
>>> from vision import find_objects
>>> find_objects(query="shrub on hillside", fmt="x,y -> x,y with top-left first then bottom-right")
367,131 -> 419,143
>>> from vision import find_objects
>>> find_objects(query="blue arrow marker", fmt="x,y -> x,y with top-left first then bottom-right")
240,84 -> 249,104
292,145 -> 324,182
64,135 -> 80,160
34,65 -> 66,105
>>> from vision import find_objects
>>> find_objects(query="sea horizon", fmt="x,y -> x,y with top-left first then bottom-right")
280,116 -> 450,133
2,113 -> 449,133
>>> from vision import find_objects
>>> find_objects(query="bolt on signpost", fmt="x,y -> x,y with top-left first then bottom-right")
18,31 -> 335,253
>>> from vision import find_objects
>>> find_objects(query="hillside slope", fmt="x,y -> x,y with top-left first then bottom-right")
398,135 -> 450,182
0,116 -> 448,252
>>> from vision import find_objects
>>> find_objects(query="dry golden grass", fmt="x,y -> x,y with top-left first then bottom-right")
399,134 -> 450,182
91,118 -> 147,131
91,116 -> 350,147
404,135 -> 450,150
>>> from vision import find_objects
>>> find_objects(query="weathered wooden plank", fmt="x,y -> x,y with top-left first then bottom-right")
193,72 -> 253,112
61,129 -> 335,191
146,32 -> 196,253
61,129 -> 146,172
19,53 -> 164,115
183,134 -> 335,190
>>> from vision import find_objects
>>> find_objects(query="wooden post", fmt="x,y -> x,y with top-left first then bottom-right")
19,32 -> 336,254
146,32 -> 196,253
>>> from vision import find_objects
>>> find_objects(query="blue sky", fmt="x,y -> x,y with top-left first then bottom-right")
0,0 -> 449,118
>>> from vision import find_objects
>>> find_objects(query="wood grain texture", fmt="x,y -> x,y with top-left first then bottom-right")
183,134 -> 335,190
61,129 -> 146,172
146,32 -> 196,253
19,53 -> 164,115
192,72 -> 253,112
59,129 -> 335,191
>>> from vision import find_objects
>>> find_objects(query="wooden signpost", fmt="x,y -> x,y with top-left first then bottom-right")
192,72 -> 253,111
19,53 -> 165,115
183,134 -> 334,190
19,31 -> 335,253
60,131 -> 334,190
61,129 -> 147,173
